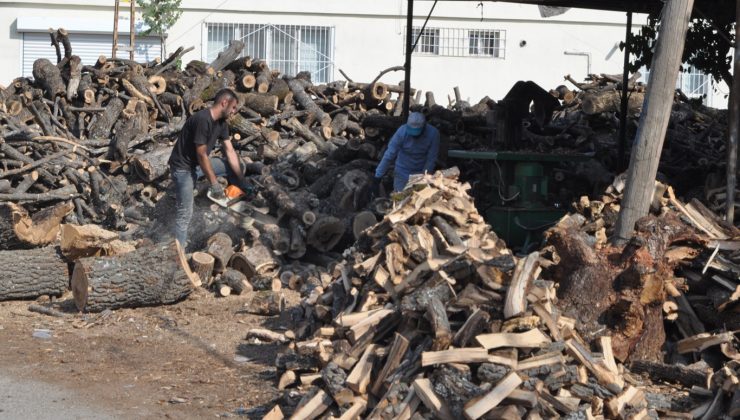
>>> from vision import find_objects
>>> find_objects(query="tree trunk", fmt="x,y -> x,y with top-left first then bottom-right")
206,232 -> 234,274
287,78 -> 331,126
228,113 -> 280,143
88,97 -> 124,139
65,55 -> 82,101
307,215 -> 345,252
130,146 -> 173,182
0,246 -> 68,301
71,239 -> 198,312
581,90 -> 645,115
229,244 -> 279,279
235,92 -> 278,116
614,0 -> 695,243
0,202 -> 73,250
32,58 -> 65,99
209,40 -> 245,73
190,251 -> 214,287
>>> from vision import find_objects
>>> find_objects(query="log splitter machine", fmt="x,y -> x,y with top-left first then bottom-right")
447,81 -> 592,251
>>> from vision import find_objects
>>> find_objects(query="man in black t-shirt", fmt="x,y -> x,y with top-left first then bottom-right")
168,88 -> 247,247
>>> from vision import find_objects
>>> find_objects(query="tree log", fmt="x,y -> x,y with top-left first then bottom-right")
0,246 -> 68,301
59,224 -> 135,260
0,202 -> 73,250
130,146 -> 172,182
65,55 -> 82,101
581,90 -> 645,115
229,244 -> 279,278
246,290 -> 285,315
88,97 -> 124,139
71,239 -> 198,312
206,232 -> 234,274
287,78 -> 331,126
190,251 -> 214,286
32,58 -> 65,99
220,267 -> 252,295
209,40 -> 245,73
307,215 -> 344,252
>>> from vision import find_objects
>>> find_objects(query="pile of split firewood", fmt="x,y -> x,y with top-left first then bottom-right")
247,168 -> 739,419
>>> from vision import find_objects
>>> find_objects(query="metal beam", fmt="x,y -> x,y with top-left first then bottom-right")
618,11 -> 632,172
403,0 -> 414,120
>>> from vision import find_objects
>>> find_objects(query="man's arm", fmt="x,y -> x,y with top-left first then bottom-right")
221,139 -> 247,186
375,128 -> 403,178
424,129 -> 440,173
196,144 -> 217,185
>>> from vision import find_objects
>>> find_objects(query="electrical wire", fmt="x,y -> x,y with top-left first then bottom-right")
493,158 -> 520,202
411,0 -> 438,52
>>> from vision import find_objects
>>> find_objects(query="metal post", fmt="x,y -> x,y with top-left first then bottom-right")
618,11 -> 633,173
726,0 -> 740,223
403,0 -> 414,121
129,0 -> 136,60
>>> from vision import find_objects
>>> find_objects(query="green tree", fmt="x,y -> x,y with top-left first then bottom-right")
626,3 -> 735,95
139,0 -> 183,58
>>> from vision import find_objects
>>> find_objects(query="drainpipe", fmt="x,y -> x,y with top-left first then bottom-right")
564,51 -> 592,76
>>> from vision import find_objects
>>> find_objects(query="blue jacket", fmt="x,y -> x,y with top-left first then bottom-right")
375,124 -> 440,185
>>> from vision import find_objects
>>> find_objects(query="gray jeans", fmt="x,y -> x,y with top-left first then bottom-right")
171,157 -> 244,247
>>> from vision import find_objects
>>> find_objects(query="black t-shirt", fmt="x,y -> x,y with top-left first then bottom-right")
168,109 -> 230,171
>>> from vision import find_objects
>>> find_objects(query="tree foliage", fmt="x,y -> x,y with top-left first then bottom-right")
138,0 -> 183,57
626,2 -> 735,88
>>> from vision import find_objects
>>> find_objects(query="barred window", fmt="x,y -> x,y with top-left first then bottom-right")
206,23 -> 334,83
405,27 -> 506,58
469,30 -> 503,58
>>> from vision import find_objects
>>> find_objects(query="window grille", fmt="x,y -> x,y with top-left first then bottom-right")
405,26 -> 506,58
206,23 -> 334,83
641,65 -> 710,104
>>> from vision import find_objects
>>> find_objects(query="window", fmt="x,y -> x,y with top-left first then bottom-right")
206,23 -> 334,83
640,65 -> 710,104
468,30 -> 503,58
405,27 -> 506,58
411,28 -> 440,55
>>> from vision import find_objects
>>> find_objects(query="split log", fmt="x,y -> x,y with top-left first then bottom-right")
463,372 -> 522,420
206,232 -> 234,274
71,239 -> 198,312
321,362 -> 354,406
190,251 -> 214,286
59,224 -> 136,260
0,246 -> 68,301
629,360 -> 709,388
427,297 -> 452,351
130,146 -> 172,182
32,58 -> 65,99
503,251 -> 539,319
0,202 -> 73,250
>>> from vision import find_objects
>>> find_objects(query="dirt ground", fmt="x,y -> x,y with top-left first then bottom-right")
0,288 -> 302,419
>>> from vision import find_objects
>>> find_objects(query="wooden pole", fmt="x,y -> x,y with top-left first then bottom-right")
726,0 -> 740,223
403,0 -> 414,121
614,0 -> 696,244
618,11 -> 633,172
129,0 -> 136,60
112,0 -> 120,59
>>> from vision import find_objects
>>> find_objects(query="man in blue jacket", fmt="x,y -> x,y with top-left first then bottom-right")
373,112 -> 440,194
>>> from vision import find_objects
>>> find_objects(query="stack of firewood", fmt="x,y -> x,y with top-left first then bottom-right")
249,168 -> 739,419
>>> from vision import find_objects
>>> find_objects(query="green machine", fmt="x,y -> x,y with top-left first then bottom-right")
447,149 -> 591,251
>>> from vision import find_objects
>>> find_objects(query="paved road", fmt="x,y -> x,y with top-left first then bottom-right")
0,374 -> 118,420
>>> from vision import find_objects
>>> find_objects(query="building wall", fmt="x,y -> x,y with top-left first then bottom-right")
0,0 -> 729,108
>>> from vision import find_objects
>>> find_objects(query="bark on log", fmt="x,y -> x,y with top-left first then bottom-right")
88,97 -> 124,139
229,244 -> 279,278
235,92 -> 278,116
190,251 -> 215,286
0,202 -> 73,250
206,232 -> 234,274
220,267 -> 252,295
65,55 -> 82,101
307,216 -> 344,252
0,246 -> 68,301
32,58 -> 65,99
581,90 -> 645,115
287,78 -> 331,126
282,117 -> 333,154
110,99 -> 148,161
246,290 -> 285,315
59,224 -> 135,260
71,239 -> 198,312
209,40 -> 245,73
130,146 -> 173,182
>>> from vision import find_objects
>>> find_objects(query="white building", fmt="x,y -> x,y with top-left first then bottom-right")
0,0 -> 730,108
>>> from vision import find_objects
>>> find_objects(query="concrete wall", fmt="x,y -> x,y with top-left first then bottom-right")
0,0 -> 729,107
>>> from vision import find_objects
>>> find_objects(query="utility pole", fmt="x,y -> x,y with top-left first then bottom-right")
614,0 -> 696,243
402,0 -> 414,121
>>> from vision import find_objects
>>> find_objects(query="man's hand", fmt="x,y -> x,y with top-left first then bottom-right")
209,183 -> 226,200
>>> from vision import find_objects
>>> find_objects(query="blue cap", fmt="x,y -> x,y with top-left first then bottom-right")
406,112 -> 425,136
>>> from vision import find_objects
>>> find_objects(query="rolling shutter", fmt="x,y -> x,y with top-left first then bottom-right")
22,32 -> 161,77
